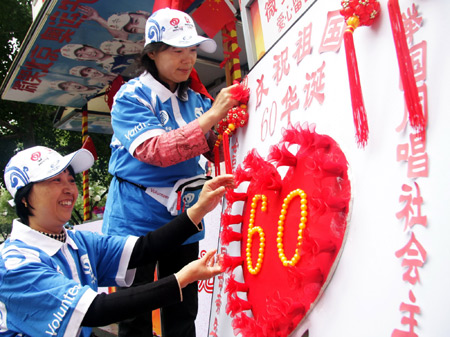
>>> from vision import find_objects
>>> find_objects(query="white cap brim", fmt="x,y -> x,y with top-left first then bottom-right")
33,149 -> 94,183
162,36 -> 217,53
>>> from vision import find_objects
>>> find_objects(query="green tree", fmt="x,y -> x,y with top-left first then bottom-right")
0,0 -> 112,237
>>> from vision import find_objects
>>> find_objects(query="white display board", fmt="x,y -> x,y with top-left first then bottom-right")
208,0 -> 450,336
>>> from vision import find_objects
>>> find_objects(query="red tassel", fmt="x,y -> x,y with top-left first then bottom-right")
221,213 -> 244,227
220,226 -> 243,245
225,190 -> 248,204
223,131 -> 232,174
221,254 -> 244,273
267,144 -> 297,168
343,25 -> 369,148
213,144 -> 221,176
340,1 -> 381,148
225,274 -> 249,293
388,0 -> 426,138
226,293 -> 252,317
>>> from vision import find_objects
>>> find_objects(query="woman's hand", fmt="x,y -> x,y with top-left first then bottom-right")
197,84 -> 240,134
186,174 -> 235,225
79,5 -> 101,21
175,249 -> 223,288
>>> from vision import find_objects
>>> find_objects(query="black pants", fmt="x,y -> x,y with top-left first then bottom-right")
118,242 -> 199,337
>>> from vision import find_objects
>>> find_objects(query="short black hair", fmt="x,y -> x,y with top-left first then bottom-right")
13,165 -> 76,226
14,183 -> 34,226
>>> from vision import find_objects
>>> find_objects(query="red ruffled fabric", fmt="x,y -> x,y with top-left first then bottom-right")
220,122 -> 351,336
221,255 -> 244,273
220,226 -> 243,245
226,293 -> 252,317
225,274 -> 249,293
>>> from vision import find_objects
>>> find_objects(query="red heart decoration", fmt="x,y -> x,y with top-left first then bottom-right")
221,123 -> 352,337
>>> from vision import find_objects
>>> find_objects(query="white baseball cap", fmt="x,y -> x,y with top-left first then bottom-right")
70,65 -> 87,77
107,13 -> 131,31
49,81 -> 65,91
145,8 -> 216,53
60,44 -> 84,59
4,146 -> 94,200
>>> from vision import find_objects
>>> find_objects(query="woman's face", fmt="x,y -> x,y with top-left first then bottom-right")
60,81 -> 90,92
26,169 -> 78,233
148,46 -> 197,92
123,13 -> 148,34
75,46 -> 105,60
81,67 -> 104,78
117,41 -> 143,55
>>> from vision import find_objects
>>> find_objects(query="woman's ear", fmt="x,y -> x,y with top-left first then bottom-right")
147,51 -> 155,60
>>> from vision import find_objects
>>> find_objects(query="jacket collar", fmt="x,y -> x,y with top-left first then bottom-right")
140,71 -> 188,102
10,219 -> 78,256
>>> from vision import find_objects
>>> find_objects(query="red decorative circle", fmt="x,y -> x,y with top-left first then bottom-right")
169,18 -> 180,26
30,151 -> 41,161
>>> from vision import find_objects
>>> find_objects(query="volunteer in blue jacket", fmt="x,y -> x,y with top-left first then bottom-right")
102,7 -> 239,337
0,146 -> 233,337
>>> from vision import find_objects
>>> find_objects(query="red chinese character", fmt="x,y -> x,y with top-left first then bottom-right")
40,27 -> 75,43
410,40 -> 427,83
319,10 -> 345,53
215,293 -> 222,314
209,317 -> 219,336
395,232 -> 427,284
58,0 -> 99,12
392,290 -> 421,337
292,0 -> 302,13
16,69 -> 45,83
402,4 -> 422,46
11,80 -> 39,93
303,61 -> 326,109
396,182 -> 427,230
293,22 -> 312,65
255,74 -> 269,108
277,12 -> 286,32
264,0 -> 277,23
272,47 -> 290,86
396,132 -> 428,178
281,85 -> 300,124
49,10 -> 83,29
30,45 -> 59,61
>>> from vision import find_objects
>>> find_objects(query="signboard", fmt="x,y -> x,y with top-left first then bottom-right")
241,0 -> 316,67
209,0 -> 450,336
1,0 -> 153,108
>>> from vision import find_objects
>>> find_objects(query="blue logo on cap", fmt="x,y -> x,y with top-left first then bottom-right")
5,165 -> 30,194
147,19 -> 165,44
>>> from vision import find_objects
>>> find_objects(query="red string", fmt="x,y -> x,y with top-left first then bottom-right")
214,144 -> 221,176
223,132 -> 232,174
343,28 -> 369,148
388,0 -> 426,138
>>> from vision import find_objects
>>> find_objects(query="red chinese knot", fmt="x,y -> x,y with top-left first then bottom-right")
340,0 -> 381,27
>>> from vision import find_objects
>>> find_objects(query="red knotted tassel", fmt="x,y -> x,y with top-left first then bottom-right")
340,0 -> 380,148
225,274 -> 249,294
221,213 -> 244,228
223,130 -> 233,174
220,226 -> 243,245
214,81 -> 250,175
387,0 -> 426,138
213,139 -> 221,176
226,293 -> 252,317
221,254 -> 244,273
